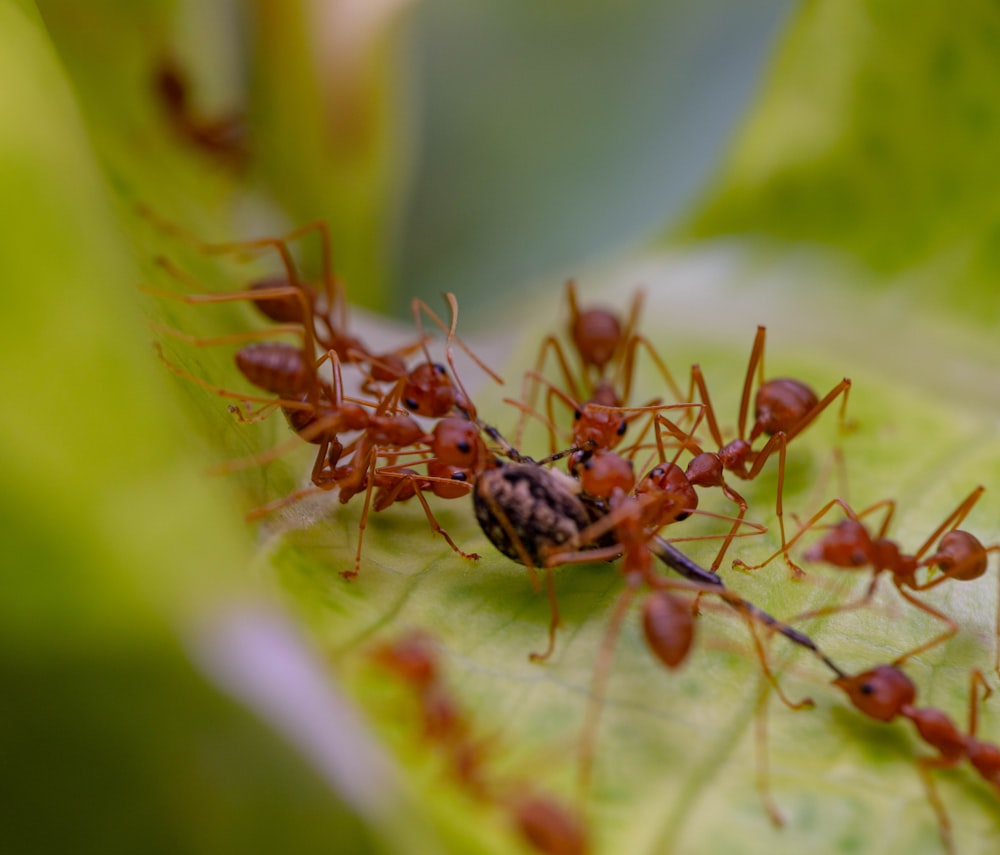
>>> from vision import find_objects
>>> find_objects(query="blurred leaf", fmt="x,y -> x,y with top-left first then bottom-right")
394,0 -> 794,312
9,1 -> 1000,855
683,0 -> 1000,326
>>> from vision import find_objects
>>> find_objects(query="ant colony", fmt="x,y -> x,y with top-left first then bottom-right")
145,214 -> 999,855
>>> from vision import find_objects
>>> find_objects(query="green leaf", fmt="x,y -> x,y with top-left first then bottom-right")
683,0 -> 1000,327
9,1 -> 1000,855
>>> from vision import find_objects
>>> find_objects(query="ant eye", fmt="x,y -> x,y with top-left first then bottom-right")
617,421 -> 627,436
451,472 -> 468,482
860,683 -> 874,696
651,467 -> 663,478
457,440 -> 471,454
433,363 -> 448,375
404,398 -> 419,411
573,409 -> 582,420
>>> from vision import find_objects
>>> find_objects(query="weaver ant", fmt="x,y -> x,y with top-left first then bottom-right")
738,486 -> 1000,670
152,54 -> 249,170
371,631 -> 589,855
514,280 -> 686,447
835,664 -> 1000,854
652,325 -> 851,575
535,447 -> 838,791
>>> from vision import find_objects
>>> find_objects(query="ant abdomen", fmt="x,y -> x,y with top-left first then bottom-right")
512,794 -> 588,855
247,275 -> 317,324
934,530 -> 988,581
685,452 -> 725,488
235,342 -> 312,396
967,739 -> 1000,786
642,591 -> 695,670
639,463 -> 698,522
571,306 -> 621,374
751,377 -> 819,439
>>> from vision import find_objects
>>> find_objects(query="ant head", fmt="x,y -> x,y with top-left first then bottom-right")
833,665 -> 915,722
432,418 -> 482,469
402,362 -> 457,417
804,519 -> 873,568
639,463 -> 698,522
572,404 -> 627,451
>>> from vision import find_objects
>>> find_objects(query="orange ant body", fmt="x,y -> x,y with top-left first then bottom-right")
537,448 -> 833,795
835,664 -> 1000,854
153,55 -> 249,170
652,325 -> 851,574
739,486 -> 1000,670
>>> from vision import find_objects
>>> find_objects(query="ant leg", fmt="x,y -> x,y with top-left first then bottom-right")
154,342 -> 316,412
502,394 -> 567,458
151,321 -> 305,348
404,476 -> 480,562
736,326 -> 767,442
739,604 -> 814,711
707,483 -> 749,572
791,574 -> 881,625
529,567 -> 562,663
411,295 -> 504,384
968,669 -> 993,737
577,576 -> 641,796
778,378 -> 853,445
913,757 -> 957,855
890,586 -> 959,667
517,335 -> 583,447
732,496 -> 860,573
228,401 -> 281,424
688,364 -> 727,450
615,334 -> 684,406
745,431 -> 805,578
753,680 -> 785,827
344,452 -> 380,580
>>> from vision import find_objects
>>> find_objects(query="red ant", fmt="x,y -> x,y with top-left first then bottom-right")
371,631 -> 590,854
514,280 -> 686,447
737,486 -> 1000,671
652,325 -> 851,575
370,631 -> 491,796
152,54 -> 249,170
535,448 -> 839,795
835,664 -> 1000,854
140,211 -> 437,392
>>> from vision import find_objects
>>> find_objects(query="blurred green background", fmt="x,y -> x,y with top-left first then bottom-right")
4,0 -> 1000,853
